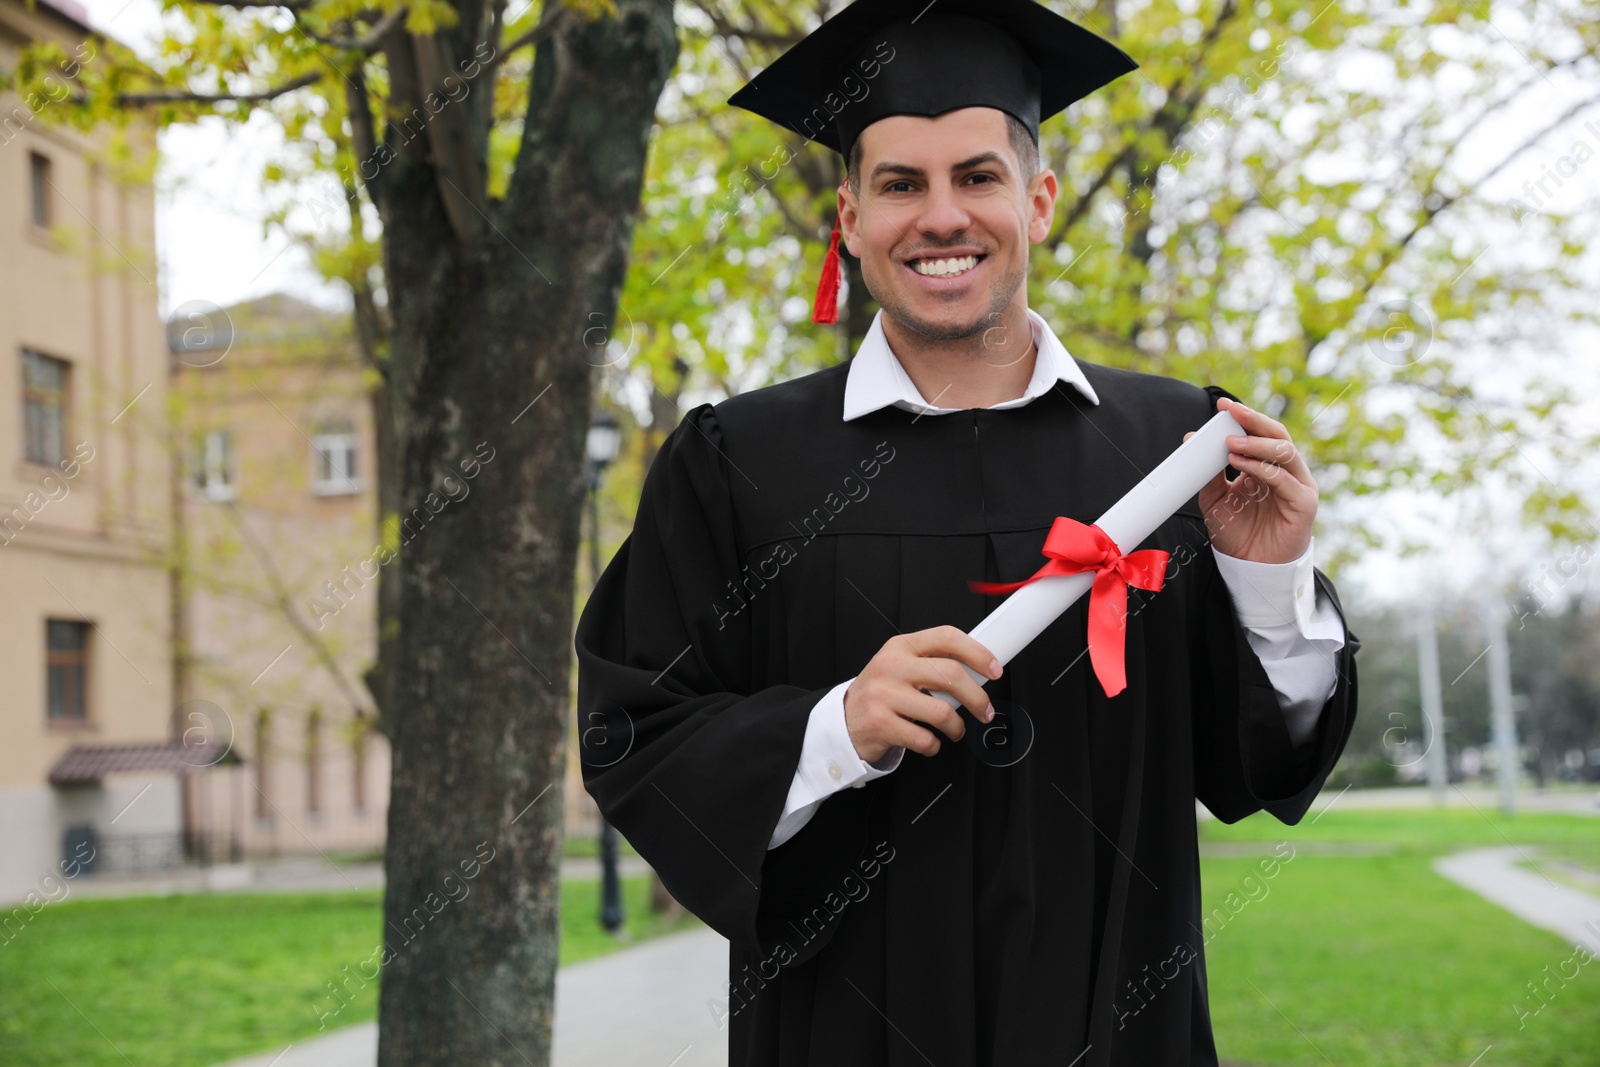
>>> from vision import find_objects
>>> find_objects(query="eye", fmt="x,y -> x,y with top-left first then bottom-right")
965,172 -> 998,185
884,180 -> 915,193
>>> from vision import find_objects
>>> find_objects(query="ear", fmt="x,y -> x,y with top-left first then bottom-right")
1028,168 -> 1058,245
838,179 -> 861,259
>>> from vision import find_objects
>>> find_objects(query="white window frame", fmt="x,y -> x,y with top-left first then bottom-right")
195,429 -> 236,502
310,431 -> 360,496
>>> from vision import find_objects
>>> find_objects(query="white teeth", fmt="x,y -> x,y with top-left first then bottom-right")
912,255 -> 979,277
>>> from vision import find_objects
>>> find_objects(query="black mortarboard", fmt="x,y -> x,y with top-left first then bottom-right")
726,0 -> 1138,162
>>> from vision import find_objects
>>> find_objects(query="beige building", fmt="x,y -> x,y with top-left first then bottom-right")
0,0 -> 179,904
2,0 -> 391,907
171,293 -> 391,861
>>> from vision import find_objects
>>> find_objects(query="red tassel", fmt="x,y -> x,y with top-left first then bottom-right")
811,226 -> 842,325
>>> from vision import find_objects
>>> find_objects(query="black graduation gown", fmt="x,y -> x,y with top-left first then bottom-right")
574,356 -> 1359,1067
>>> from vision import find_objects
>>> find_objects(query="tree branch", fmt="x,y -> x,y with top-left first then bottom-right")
297,6 -> 407,51
115,70 -> 322,107
687,0 -> 803,47
486,6 -> 569,72
1050,0 -> 1240,245
1050,144 -> 1132,241
486,0 -> 506,54
413,32 -> 488,248
341,164 -> 391,371
182,0 -> 317,8
380,24 -> 431,170
220,502 -> 373,721
1405,53 -> 1590,208
344,66 -> 382,199
1374,91 -> 1600,291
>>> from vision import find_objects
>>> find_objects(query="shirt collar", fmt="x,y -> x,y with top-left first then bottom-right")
842,307 -> 1099,421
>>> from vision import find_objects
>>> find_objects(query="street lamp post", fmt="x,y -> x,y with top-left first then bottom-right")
585,410 -> 625,934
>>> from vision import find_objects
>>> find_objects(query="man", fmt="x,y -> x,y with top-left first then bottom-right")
575,1 -> 1358,1063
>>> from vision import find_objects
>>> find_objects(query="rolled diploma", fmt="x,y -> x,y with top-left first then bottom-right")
930,409 -> 1246,709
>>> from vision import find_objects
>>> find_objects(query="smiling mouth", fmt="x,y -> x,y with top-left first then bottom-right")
908,254 -> 985,279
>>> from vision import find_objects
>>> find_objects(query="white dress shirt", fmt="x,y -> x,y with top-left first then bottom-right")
769,309 -> 1348,849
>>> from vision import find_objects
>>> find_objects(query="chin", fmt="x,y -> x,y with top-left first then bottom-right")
888,296 -> 992,341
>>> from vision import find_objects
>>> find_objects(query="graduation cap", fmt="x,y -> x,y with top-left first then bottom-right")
727,0 -> 1138,324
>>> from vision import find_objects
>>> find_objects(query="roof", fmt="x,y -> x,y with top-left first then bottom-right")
12,0 -> 94,37
168,292 -> 355,358
49,740 -> 235,784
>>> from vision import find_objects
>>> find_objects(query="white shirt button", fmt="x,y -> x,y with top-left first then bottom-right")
827,761 -> 842,780
851,780 -> 866,789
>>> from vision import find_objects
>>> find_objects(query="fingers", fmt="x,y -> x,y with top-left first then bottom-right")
884,715 -> 948,758
1195,466 -> 1230,517
896,625 -> 1002,682
1223,454 -> 1316,512
848,626 -> 1003,761
844,674 -> 971,758
904,658 -> 992,721
901,687 -> 972,743
1215,397 -> 1314,489
867,640 -> 992,726
1225,435 -> 1312,487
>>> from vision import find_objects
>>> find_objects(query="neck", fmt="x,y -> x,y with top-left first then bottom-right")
880,302 -> 1037,411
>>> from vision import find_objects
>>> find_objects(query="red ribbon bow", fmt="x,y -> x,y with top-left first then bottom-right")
967,518 -> 1170,698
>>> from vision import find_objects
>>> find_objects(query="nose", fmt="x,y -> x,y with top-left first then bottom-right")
914,179 -> 973,240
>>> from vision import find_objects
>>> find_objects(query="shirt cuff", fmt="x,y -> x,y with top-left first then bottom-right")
769,678 -> 903,850
799,677 -> 905,792
1212,536 -> 1320,634
1212,536 -> 1347,751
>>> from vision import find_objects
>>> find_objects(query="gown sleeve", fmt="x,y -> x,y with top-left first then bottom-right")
574,402 -> 875,964
1188,386 -> 1361,824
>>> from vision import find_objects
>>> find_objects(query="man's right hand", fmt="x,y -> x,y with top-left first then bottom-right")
843,625 -> 1001,763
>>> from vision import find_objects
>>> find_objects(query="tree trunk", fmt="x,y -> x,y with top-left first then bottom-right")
376,3 -> 679,1064
363,368 -> 401,735
352,276 -> 400,738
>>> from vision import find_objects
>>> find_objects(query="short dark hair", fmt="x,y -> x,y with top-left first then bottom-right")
846,110 -> 1040,195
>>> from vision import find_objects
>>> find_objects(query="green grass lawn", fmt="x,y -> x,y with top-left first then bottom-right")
561,833 -> 642,860
0,874 -> 701,1067
1198,806 -> 1600,1067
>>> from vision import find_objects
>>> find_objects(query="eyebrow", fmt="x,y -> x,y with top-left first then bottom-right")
869,151 -> 1012,183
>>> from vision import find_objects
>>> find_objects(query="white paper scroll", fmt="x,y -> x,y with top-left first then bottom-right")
930,409 -> 1246,709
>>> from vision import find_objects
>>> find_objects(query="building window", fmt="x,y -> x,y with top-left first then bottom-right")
29,152 -> 52,229
254,709 -> 272,822
192,429 -> 237,501
310,430 -> 359,496
305,708 -> 322,817
22,349 -> 68,466
46,620 -> 90,722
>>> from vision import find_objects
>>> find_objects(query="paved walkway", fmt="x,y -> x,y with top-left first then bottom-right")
1332,786 -> 1600,816
214,926 -> 731,1067
1435,846 -> 1600,952
64,855 -> 652,903
1197,785 -> 1600,823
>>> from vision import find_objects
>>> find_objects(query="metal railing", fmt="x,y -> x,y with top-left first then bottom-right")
63,826 -> 241,877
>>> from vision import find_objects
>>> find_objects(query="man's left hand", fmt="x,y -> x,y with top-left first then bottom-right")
1186,396 -> 1317,564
